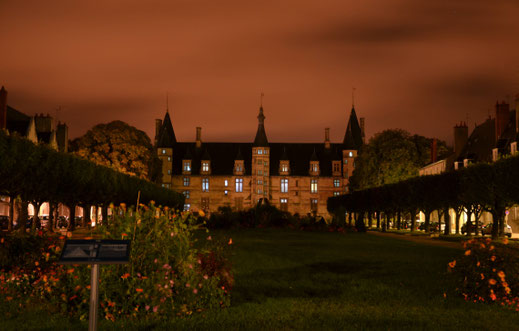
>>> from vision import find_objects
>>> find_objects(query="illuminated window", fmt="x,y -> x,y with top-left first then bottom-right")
162,149 -> 166,154
202,161 -> 209,172
311,163 -> 319,172
183,204 -> 190,211
333,192 -> 341,196
183,177 -> 190,186
280,198 -> 288,212
281,179 -> 288,193
183,161 -> 191,172
202,178 -> 209,192
161,183 -> 165,188
265,149 -> 268,155
258,149 -> 263,155
257,179 -> 263,185
257,170 -> 263,176
167,156 -> 171,162
257,188 -> 263,194
183,191 -> 190,199
264,161 -> 268,166
334,179 -> 340,187
224,179 -> 228,187
167,169 -> 171,175
311,179 -> 318,193
224,190 -> 228,195
281,164 -> 288,172
349,152 -> 353,157
344,159 -> 348,164
235,178 -> 243,192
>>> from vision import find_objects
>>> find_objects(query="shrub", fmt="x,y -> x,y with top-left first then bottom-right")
0,204 -> 232,321
447,238 -> 519,309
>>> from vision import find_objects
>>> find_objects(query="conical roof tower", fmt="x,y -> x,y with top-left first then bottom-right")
343,106 -> 363,150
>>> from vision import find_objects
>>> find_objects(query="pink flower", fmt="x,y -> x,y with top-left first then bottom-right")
170,232 -> 176,237
145,305 -> 150,311
207,236 -> 212,240
154,259 -> 158,263
198,259 -> 202,264
193,289 -> 198,294
153,306 -> 158,312
163,264 -> 171,270
185,283 -> 191,288
188,264 -> 193,269
203,275 -> 209,280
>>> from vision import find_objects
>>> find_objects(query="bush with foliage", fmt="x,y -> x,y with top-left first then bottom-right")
0,204 -> 232,321
447,238 -> 519,309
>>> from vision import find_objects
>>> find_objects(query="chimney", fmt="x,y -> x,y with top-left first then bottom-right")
324,128 -> 330,149
454,122 -> 468,157
154,119 -> 162,145
495,101 -> 510,142
359,117 -> 366,143
430,138 -> 437,163
0,86 -> 7,130
196,127 -> 202,148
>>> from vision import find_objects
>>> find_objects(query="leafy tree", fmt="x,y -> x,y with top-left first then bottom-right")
349,129 -> 451,190
71,121 -> 161,182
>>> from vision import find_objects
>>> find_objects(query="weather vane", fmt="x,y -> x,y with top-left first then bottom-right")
260,92 -> 264,107
352,87 -> 356,107
166,92 -> 169,113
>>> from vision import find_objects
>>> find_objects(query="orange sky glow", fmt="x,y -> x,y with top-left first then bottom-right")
1,0 -> 518,145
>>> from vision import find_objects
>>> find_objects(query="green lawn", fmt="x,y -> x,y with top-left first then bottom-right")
3,229 -> 519,330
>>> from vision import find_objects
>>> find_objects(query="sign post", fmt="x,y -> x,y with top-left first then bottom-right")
59,239 -> 130,331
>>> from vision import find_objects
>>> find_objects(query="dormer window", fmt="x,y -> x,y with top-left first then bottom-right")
234,160 -> 244,175
183,160 -> 191,173
202,161 -> 209,171
162,149 -> 166,154
512,142 -> 517,155
349,152 -> 353,157
309,161 -> 320,175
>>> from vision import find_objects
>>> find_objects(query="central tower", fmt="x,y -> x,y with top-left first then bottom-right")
251,104 -> 270,204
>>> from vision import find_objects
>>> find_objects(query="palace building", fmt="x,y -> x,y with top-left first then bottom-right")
154,104 -> 364,217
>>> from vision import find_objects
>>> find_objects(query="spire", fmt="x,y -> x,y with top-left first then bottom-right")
310,148 -> 318,161
166,92 -> 169,113
235,147 -> 244,160
202,148 -> 211,160
157,111 -> 177,147
280,146 -> 288,160
343,106 -> 363,150
253,96 -> 269,147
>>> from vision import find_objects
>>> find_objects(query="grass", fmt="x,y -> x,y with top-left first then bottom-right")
3,229 -> 519,330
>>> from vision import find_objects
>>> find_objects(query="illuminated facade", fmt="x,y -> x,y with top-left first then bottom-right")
155,104 -> 364,217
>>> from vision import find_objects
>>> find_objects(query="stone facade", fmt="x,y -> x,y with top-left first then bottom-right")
155,105 -> 364,218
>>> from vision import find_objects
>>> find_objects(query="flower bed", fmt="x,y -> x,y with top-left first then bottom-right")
0,204 -> 232,321
447,238 -> 519,309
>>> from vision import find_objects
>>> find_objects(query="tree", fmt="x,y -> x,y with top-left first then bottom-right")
71,121 -> 161,182
349,129 -> 451,190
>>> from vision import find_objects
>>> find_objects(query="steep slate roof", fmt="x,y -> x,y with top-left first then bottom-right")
172,142 -> 344,176
343,106 -> 363,150
457,117 -> 495,163
157,112 -> 177,147
6,105 -> 30,136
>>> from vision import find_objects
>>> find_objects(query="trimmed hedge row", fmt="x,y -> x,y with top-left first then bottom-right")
0,130 -> 184,217
328,155 -> 519,238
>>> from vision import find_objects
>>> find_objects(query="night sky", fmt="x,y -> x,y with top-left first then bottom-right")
1,0 -> 518,145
